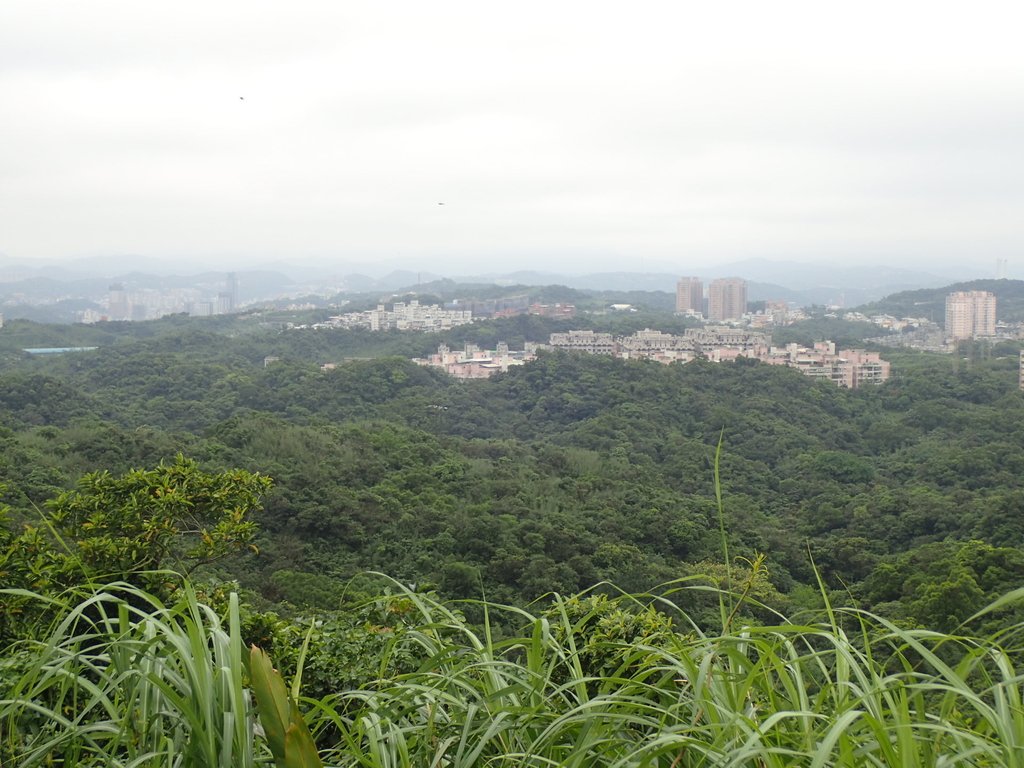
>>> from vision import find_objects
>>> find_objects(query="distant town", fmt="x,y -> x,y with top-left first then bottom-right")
1,269 -> 1019,391
397,280 -> 1010,389
412,329 -> 889,389
0,263 -> 1015,349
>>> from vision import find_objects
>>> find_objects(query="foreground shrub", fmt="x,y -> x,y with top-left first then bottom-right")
4,578 -> 1024,767
1,583 -> 259,767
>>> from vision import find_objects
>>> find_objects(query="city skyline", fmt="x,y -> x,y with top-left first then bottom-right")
2,1 -> 1023,274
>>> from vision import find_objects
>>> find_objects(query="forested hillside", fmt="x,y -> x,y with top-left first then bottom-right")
855,277 -> 1024,322
2,317 -> 1023,631
6,315 -> 1024,766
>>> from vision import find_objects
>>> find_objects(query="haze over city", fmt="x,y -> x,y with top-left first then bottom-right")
2,1 -> 1023,277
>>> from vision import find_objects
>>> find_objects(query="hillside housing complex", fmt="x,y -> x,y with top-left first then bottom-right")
416,330 -> 890,387
414,342 -> 540,379
325,300 -> 473,332
548,328 -> 890,388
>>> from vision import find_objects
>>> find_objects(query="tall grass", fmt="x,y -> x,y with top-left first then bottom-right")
1,581 -> 258,767
4,578 -> 1024,766
306,581 -> 1024,767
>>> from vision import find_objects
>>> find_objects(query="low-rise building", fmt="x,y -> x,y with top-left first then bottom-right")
549,330 -> 616,355
617,329 -> 696,363
446,295 -> 530,319
684,327 -> 770,354
529,302 -> 576,319
415,342 -> 537,379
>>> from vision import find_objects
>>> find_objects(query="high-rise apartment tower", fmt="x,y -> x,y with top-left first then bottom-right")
108,283 -> 130,321
945,291 -> 996,340
217,272 -> 239,315
708,278 -> 748,322
675,277 -> 703,315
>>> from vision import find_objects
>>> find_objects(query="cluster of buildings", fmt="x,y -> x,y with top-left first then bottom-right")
445,298 -> 576,320
675,276 -> 808,327
761,342 -> 891,388
319,298 -> 579,333
528,302 -> 577,319
414,342 -> 540,378
326,300 -> 474,332
675,277 -> 748,321
415,327 -> 891,389
850,291 -> 1008,353
438,296 -> 576,320
81,274 -> 240,323
548,327 -> 890,388
549,327 -> 768,363
675,280 -> 1006,347
442,295 -> 530,318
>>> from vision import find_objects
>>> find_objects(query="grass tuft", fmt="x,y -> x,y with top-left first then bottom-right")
5,577 -> 1024,766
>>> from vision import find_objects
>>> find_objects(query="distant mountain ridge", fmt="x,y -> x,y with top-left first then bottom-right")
0,254 -> 986,319
442,262 -> 954,306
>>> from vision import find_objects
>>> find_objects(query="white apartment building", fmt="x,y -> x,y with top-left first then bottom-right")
337,300 -> 473,332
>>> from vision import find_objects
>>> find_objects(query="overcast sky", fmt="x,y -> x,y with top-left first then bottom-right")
2,1 -> 1022,275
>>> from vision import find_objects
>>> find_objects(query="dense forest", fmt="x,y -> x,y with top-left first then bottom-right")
4,310 -> 1024,764
1,312 -> 1022,625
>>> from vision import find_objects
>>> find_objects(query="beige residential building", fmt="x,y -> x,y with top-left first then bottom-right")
546,330 -> 889,388
708,278 -> 747,321
945,291 -> 996,340
762,343 -> 891,388
675,277 -> 703,315
415,342 -> 534,379
684,327 -> 769,355
548,330 -> 616,355
618,329 -> 696,363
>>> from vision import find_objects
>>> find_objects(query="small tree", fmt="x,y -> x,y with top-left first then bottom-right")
1,456 -> 270,605
45,455 -> 272,583
1,457 -> 271,643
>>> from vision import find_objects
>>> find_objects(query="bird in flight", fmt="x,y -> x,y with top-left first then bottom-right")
239,96 -> 245,101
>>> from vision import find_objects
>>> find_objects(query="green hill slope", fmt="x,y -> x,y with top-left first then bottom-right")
856,278 -> 1024,323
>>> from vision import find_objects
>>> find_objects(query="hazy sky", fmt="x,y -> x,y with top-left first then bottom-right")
2,1 -> 1023,275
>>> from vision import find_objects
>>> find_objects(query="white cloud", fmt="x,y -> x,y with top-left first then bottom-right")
1,0 -> 1023,272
